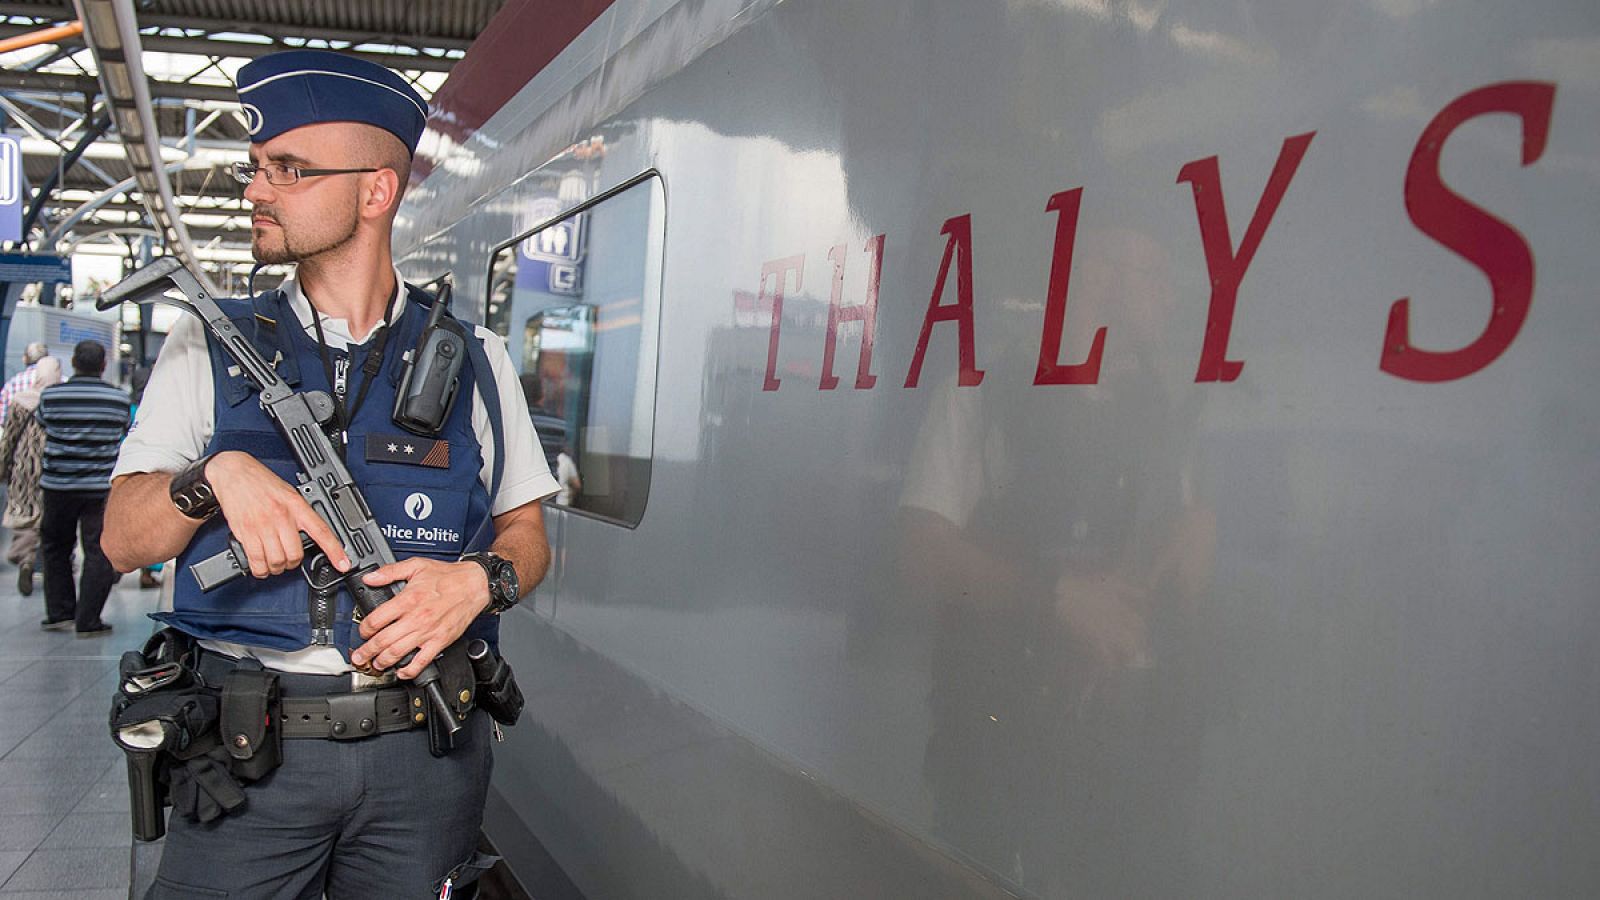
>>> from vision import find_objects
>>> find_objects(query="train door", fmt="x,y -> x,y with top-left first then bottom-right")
483,172 -> 666,610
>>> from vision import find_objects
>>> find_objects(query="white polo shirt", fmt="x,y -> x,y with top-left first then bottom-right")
113,268 -> 558,674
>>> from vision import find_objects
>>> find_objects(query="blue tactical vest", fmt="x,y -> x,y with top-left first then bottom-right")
157,285 -> 504,659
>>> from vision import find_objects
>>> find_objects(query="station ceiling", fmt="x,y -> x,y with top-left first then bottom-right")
0,0 -> 504,292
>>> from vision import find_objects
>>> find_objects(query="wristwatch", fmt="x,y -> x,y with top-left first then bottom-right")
460,551 -> 520,614
169,454 -> 220,520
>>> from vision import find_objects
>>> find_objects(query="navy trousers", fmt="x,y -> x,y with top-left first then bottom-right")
147,673 -> 495,899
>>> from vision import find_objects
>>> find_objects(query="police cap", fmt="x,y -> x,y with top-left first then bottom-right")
235,50 -> 429,155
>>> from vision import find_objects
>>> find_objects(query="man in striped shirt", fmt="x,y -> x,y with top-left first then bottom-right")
37,340 -> 130,636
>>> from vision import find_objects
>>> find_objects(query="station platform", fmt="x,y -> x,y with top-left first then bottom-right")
0,560 -> 160,899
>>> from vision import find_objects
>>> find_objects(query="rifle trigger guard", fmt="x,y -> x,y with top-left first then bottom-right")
302,554 -> 343,594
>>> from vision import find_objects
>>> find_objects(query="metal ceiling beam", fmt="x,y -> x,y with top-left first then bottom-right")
0,25 -> 461,72
11,133 -> 244,167
0,4 -> 74,19
0,69 -> 236,102
0,96 -> 119,184
73,0 -> 219,294
17,107 -> 111,243
48,201 -> 244,217
135,14 -> 476,52
0,2 -> 475,257
42,155 -> 215,246
0,5 -> 476,51
138,33 -> 459,71
139,34 -> 458,71
50,198 -> 239,210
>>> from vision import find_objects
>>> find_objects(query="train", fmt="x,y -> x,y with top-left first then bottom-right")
392,1 -> 1600,896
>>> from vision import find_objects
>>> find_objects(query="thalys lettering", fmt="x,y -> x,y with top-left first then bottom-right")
756,81 -> 1556,391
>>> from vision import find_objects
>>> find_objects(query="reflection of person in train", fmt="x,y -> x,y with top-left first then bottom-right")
521,368 -> 573,475
898,229 -> 1216,895
537,351 -> 568,416
555,446 -> 582,506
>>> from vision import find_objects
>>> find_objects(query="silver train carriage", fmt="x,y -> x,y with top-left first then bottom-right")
394,0 -> 1600,896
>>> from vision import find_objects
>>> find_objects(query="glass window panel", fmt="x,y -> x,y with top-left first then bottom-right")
486,174 -> 662,527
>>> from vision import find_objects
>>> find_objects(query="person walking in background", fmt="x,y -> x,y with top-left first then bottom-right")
37,340 -> 130,635
0,355 -> 63,595
0,342 -> 50,428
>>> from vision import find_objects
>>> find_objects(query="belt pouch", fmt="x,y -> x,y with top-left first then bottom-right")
470,649 -> 525,727
419,642 -> 477,758
221,669 -> 282,781
438,642 -> 477,721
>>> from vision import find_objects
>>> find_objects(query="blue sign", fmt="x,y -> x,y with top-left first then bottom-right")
0,136 -> 21,245
57,319 -> 108,346
517,208 -> 586,297
0,252 -> 71,284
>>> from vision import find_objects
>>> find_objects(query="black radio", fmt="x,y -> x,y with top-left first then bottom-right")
392,280 -> 467,437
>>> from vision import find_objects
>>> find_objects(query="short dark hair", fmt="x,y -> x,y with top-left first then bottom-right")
71,340 -> 106,376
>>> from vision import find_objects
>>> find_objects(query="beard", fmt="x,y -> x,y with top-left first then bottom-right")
251,205 -> 360,264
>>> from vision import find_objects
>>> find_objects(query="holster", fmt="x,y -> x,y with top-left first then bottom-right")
109,628 -> 220,841
422,641 -> 477,757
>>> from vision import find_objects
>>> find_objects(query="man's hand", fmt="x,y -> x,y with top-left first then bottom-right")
349,558 -> 491,679
207,451 -> 351,578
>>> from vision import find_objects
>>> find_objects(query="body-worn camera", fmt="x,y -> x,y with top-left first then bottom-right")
393,281 -> 467,436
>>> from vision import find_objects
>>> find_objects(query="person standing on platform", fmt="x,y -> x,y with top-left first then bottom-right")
37,340 -> 129,634
100,50 -> 556,898
0,342 -> 50,427
0,355 -> 63,595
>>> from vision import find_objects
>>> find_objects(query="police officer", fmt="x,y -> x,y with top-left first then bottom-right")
102,50 -> 558,898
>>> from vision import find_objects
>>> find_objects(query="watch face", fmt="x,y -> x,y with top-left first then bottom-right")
489,558 -> 518,606
468,553 -> 519,612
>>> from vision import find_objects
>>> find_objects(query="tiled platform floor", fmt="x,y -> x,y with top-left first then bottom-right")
0,560 -> 165,900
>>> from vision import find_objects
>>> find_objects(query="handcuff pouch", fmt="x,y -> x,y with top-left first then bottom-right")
220,668 -> 282,782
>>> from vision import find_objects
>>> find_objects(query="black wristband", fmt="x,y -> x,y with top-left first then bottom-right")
169,454 -> 220,521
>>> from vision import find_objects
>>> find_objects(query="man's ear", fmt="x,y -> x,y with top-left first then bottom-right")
361,168 -> 402,220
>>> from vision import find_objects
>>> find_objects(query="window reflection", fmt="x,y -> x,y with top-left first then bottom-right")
486,174 -> 661,526
524,305 -> 594,472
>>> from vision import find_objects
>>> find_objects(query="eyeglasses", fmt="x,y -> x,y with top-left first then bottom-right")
226,161 -> 379,186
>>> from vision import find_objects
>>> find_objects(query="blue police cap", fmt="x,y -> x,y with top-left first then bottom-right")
236,50 -> 429,155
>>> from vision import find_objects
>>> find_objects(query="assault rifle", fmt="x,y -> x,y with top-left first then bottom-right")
100,257 -> 466,752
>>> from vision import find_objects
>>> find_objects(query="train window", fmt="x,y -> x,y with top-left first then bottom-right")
486,173 -> 663,527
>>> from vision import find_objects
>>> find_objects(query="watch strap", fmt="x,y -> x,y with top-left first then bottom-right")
461,551 -> 518,614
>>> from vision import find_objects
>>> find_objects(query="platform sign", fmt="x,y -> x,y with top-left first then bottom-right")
516,196 -> 587,297
0,252 -> 71,284
0,136 -> 21,245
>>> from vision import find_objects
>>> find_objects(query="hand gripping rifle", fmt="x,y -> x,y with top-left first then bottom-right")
101,257 -> 466,752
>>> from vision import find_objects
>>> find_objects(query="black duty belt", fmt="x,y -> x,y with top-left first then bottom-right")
279,687 -> 423,740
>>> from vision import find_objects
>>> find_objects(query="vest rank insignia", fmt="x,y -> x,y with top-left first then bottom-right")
365,434 -> 450,469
